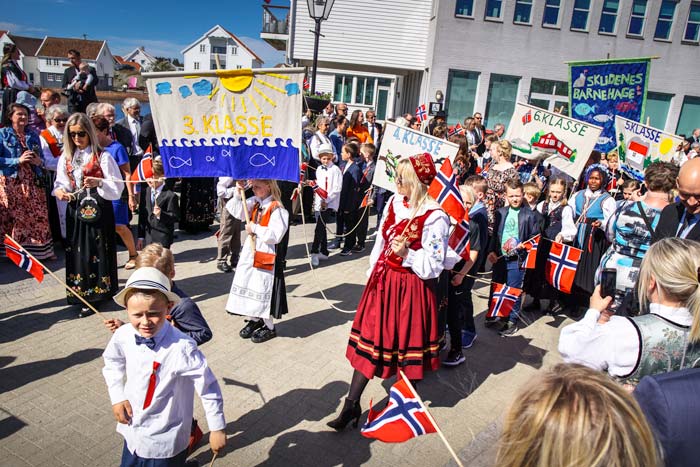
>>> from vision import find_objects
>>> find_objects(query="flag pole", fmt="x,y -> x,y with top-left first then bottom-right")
5,234 -> 106,321
238,187 -> 257,251
399,370 -> 465,467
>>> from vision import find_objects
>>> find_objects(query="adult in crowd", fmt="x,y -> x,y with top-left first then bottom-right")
38,89 -> 61,126
1,43 -> 36,127
96,103 -> 134,161
61,49 -> 98,114
634,367 -> 700,467
138,113 -> 158,155
346,110 -> 372,143
685,128 -> 700,146
497,363 -> 660,467
364,110 -> 382,149
308,115 -> 334,161
15,91 -> 45,134
53,113 -> 123,317
115,97 -> 144,169
492,123 -> 505,140
463,117 -> 478,153
328,154 -> 449,430
215,177 -> 241,273
0,103 -> 54,259
471,112 -> 485,155
40,104 -> 69,241
92,115 -> 138,269
409,117 -> 422,132
598,162 -> 677,315
653,157 -> 700,242
484,140 -> 518,229
425,110 -> 445,136
559,237 -> 700,385
329,115 -> 347,158
328,103 -> 348,133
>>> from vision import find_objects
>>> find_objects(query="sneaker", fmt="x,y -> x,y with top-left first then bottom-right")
442,349 -> 466,367
339,249 -> 352,256
461,331 -> 477,349
251,326 -> 277,343
311,254 -> 319,267
217,261 -> 233,273
328,240 -> 340,250
499,321 -> 518,337
367,231 -> 378,239
318,252 -> 329,260
239,320 -> 264,338
352,245 -> 366,252
78,307 -> 95,318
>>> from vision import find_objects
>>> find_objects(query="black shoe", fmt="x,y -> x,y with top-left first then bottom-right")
352,245 -> 365,252
523,300 -> 541,312
499,321 -> 518,337
78,307 -> 95,318
484,318 -> 499,328
442,349 -> 466,367
339,249 -> 352,256
239,320 -> 264,338
327,398 -> 362,431
548,302 -> 564,315
217,261 -> 233,273
251,326 -> 277,343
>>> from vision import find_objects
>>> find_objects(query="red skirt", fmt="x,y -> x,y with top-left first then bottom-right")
346,266 -> 440,380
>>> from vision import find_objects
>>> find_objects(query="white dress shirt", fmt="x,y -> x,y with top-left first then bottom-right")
308,131 -> 334,161
39,126 -> 64,171
536,200 -> 577,242
103,323 -> 225,459
128,115 -> 144,157
53,149 -> 124,200
216,177 -> 236,199
569,188 -> 617,227
314,163 -> 342,212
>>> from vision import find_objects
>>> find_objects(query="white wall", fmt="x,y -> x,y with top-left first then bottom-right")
183,27 -> 261,72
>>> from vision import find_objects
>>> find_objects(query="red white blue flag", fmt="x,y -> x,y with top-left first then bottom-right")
308,180 -> 328,199
130,145 -> 153,182
303,77 -> 310,90
448,123 -> 465,137
546,242 -> 582,294
428,159 -> 466,222
415,104 -> 427,123
361,373 -> 437,443
487,283 -> 522,319
448,215 -> 471,260
523,234 -> 541,269
4,235 -> 44,282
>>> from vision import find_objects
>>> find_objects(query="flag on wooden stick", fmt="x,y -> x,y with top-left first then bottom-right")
4,235 -> 44,282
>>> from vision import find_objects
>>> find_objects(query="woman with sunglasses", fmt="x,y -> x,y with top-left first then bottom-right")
53,113 -> 123,317
0,103 -> 55,260
40,105 -> 69,242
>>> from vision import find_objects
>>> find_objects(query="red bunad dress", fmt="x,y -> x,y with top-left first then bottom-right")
346,195 -> 450,380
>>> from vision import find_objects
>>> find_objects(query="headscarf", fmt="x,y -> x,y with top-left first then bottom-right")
584,163 -> 610,189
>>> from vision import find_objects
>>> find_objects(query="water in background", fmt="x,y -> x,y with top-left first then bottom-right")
114,102 -> 151,121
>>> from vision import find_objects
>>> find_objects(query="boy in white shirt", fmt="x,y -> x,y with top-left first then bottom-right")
103,267 -> 226,465
309,143 -> 342,266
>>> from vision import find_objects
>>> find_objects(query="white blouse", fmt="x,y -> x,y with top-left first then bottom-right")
368,194 -> 450,280
558,303 -> 693,377
53,148 -> 123,201
568,188 -> 617,227
313,163 -> 343,212
536,200 -> 577,242
39,126 -> 63,171
226,193 -> 289,256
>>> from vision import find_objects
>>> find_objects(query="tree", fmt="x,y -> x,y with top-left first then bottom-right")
147,58 -> 175,72
171,58 -> 183,67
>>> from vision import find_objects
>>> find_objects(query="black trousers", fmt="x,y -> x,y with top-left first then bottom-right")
446,276 -> 477,349
342,209 -> 360,251
356,207 -> 369,247
311,209 -> 333,255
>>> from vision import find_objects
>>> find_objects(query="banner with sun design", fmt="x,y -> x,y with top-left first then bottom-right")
144,67 -> 304,182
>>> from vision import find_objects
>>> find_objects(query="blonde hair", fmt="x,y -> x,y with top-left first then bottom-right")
606,149 -> 619,163
523,182 -> 541,199
63,112 -> 102,157
135,243 -> 175,278
497,140 -> 512,162
496,363 -> 660,467
637,237 -> 700,341
459,185 -> 476,205
396,159 -> 428,208
255,179 -> 282,203
547,177 -> 569,206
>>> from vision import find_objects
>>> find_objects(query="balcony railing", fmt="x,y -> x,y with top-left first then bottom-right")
262,5 -> 289,35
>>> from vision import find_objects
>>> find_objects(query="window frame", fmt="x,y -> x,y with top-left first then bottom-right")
484,0 -> 504,22
571,0 -> 592,32
194,62 -> 200,70
627,0 -> 648,38
654,0 -> 678,42
199,44 -> 206,53
542,0 -> 563,29
455,0 -> 475,18
231,45 -> 238,55
598,0 -> 620,35
683,1 -> 700,44
513,0 -> 535,25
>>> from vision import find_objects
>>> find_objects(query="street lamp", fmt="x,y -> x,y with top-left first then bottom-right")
307,0 -> 335,94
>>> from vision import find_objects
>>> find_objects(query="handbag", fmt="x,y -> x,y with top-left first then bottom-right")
253,250 -> 276,271
77,188 -> 102,223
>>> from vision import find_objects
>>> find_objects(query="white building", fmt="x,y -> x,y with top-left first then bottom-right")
0,32 -> 43,85
123,47 -> 158,70
272,0 -> 700,135
34,37 -> 115,90
181,25 -> 264,72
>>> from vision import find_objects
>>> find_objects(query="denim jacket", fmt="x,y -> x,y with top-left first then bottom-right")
0,127 -> 43,178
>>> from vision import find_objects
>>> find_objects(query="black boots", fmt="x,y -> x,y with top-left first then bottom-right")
327,398 -> 362,431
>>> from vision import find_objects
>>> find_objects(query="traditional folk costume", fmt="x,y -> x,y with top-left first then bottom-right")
346,154 -> 450,381
54,148 -> 123,305
40,125 -> 68,240
225,192 -> 289,341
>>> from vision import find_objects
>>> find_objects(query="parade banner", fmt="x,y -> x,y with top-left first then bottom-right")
569,58 -> 650,153
374,121 -> 459,191
144,68 -> 304,182
614,116 -> 684,182
506,102 -> 602,181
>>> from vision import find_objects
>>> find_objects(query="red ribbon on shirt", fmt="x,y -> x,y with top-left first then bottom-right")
143,361 -> 161,410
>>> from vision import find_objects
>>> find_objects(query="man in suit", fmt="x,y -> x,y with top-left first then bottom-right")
472,112 -> 486,155
653,158 -> 700,243
115,97 -> 144,170
685,128 -> 700,146
61,49 -> 98,114
364,110 -> 382,150
328,103 -> 348,134
634,368 -> 700,467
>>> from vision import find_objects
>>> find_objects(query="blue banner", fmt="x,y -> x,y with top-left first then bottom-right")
569,59 -> 650,153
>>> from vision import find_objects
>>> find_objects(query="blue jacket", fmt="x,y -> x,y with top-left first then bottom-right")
169,283 -> 212,346
0,127 -> 43,178
339,161 -> 363,212
489,204 -> 541,259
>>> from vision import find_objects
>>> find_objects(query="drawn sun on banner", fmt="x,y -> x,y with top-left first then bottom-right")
145,67 -> 305,182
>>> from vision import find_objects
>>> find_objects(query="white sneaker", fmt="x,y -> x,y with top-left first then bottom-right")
311,254 -> 319,267
318,253 -> 329,260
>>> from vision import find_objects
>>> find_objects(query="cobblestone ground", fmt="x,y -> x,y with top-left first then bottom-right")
0,214 -> 570,466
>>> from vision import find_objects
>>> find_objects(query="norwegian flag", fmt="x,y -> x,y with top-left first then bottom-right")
361,373 -> 437,443
4,236 -> 44,282
361,187 -> 373,208
546,242 -> 582,294
303,77 -> 310,90
130,144 -> 153,182
522,110 -> 532,125
308,180 -> 328,199
522,235 -> 541,269
448,214 -> 471,260
487,283 -> 522,319
415,104 -> 427,123
428,159 -> 466,221
448,123 -> 465,137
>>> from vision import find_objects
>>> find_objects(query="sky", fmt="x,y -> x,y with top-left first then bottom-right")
2,0 -> 287,65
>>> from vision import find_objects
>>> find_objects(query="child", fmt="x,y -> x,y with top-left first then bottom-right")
65,62 -> 94,108
338,143 -> 363,256
606,151 -> 626,199
137,156 -> 180,249
355,142 -> 376,250
103,267 -> 226,464
487,178 -> 542,337
310,143 -> 342,266
225,179 -> 289,343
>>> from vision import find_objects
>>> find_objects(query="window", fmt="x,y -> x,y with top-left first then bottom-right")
645,92 -> 673,129
571,0 -> 591,31
677,96 -> 700,136
45,58 -> 50,65
485,0 -> 504,20
628,0 -> 648,36
599,0 -> 620,34
654,0 -> 677,40
514,0 -> 533,24
28,73 -> 34,82
334,75 -> 377,105
455,0 -> 474,17
485,74 -> 520,130
46,73 -> 53,82
194,62 -> 200,70
543,0 -> 562,27
529,78 -> 568,113
355,77 -> 376,106
445,70 -> 479,125
334,74 -> 353,103
199,44 -> 206,53
211,46 -> 226,54
231,46 -> 238,55
236,65 -> 242,70
684,2 -> 700,42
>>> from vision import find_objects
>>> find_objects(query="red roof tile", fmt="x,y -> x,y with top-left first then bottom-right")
36,37 -> 105,60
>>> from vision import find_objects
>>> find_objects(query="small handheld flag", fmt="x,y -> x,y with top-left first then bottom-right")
448,215 -> 471,260
308,180 -> 328,199
428,159 -> 466,222
415,104 -> 427,123
130,145 -> 153,182
4,236 -> 44,282
546,242 -> 582,294
487,283 -> 522,319
523,235 -> 541,269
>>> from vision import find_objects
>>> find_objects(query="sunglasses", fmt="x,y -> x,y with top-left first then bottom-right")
54,118 -> 67,123
69,131 -> 87,138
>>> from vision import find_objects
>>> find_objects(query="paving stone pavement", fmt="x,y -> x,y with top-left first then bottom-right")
0,214 -> 572,466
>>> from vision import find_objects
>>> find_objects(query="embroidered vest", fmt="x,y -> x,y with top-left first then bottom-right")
543,202 -> 564,239
574,191 -> 610,221
380,201 -> 436,271
620,314 -> 700,385
40,129 -> 62,157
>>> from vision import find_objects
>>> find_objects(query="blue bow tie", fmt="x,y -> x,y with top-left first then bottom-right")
135,334 -> 156,349
320,165 -> 328,170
